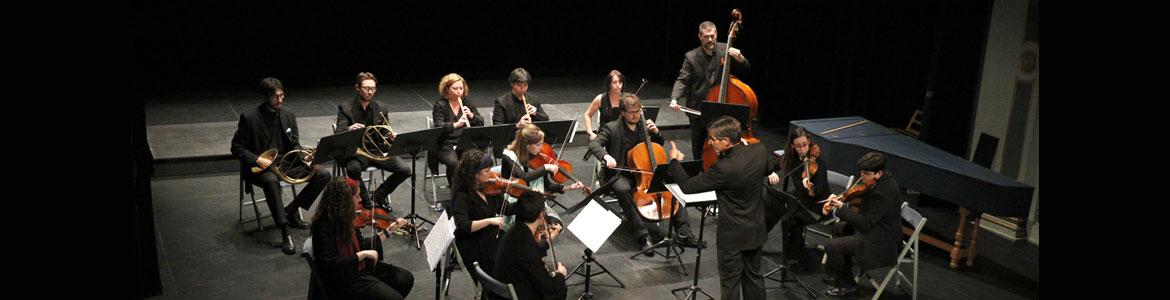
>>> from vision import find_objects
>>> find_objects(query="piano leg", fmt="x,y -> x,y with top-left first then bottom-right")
950,208 -> 969,269
966,214 -> 981,267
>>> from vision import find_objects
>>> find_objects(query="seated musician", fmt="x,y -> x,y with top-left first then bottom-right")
334,72 -> 411,207
230,77 -> 331,255
586,93 -> 703,254
431,73 -> 485,185
493,191 -> 568,300
583,70 -> 625,141
311,177 -> 414,300
448,149 -> 516,278
820,152 -> 903,296
764,126 -> 829,268
499,123 -> 587,228
492,67 -> 550,128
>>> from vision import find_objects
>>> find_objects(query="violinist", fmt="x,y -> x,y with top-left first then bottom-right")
586,93 -> 702,254
764,126 -> 828,267
311,177 -> 414,300
448,149 -> 517,280
668,116 -> 771,300
819,152 -> 903,297
493,191 -> 568,300
668,20 -> 751,158
500,123 -> 587,227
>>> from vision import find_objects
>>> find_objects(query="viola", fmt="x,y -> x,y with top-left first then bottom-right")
354,207 -> 414,234
481,171 -> 556,199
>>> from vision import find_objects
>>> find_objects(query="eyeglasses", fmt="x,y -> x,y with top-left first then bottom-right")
622,108 -> 642,114
791,143 -> 809,149
360,86 -> 377,92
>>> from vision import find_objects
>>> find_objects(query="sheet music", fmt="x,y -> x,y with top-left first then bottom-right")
665,183 -> 717,206
566,200 -> 622,253
425,211 -> 456,271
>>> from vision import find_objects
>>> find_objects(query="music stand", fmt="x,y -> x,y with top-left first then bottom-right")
386,127 -> 445,250
628,162 -> 686,275
455,124 -> 516,159
533,120 -> 574,145
699,102 -> 751,130
642,105 -> 661,122
664,160 -> 715,300
762,189 -> 818,298
311,129 -> 364,176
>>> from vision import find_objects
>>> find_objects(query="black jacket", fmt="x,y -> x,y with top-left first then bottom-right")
450,189 -> 516,275
493,222 -> 567,300
670,43 -> 752,117
431,97 -> 485,147
669,142 -> 776,251
230,103 -> 304,175
492,92 -> 549,126
335,97 -> 390,134
587,119 -> 664,172
837,176 -> 903,271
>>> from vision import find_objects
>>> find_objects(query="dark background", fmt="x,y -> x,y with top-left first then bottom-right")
136,0 -> 991,157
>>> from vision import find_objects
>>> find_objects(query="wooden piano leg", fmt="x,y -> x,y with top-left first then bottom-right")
950,207 -> 969,269
966,214 -> 981,267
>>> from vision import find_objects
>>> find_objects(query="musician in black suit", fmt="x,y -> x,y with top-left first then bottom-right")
764,126 -> 829,268
668,116 -> 774,300
334,72 -> 412,207
492,67 -> 549,128
230,77 -> 331,254
493,191 -> 567,300
431,73 -> 485,185
668,20 -> 751,157
820,152 -> 903,296
587,93 -> 702,254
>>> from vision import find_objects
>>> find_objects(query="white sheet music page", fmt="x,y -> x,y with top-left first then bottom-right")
666,183 -> 717,206
424,210 -> 456,271
567,200 -> 622,253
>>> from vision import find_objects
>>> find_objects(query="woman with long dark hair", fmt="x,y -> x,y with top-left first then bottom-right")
311,177 -> 414,299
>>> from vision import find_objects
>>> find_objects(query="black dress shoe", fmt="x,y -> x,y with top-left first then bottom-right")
641,236 -> 656,257
676,236 -> 707,248
825,285 -> 858,297
285,206 -> 309,229
281,234 -> 296,255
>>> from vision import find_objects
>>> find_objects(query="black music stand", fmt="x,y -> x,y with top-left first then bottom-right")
629,163 -> 686,275
386,127 -> 444,250
533,120 -> 574,145
455,124 -> 516,159
762,188 -> 818,298
699,102 -> 751,130
642,105 -> 661,122
658,160 -> 716,300
312,129 -> 364,176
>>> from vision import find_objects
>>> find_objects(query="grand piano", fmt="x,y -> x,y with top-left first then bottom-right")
791,116 -> 1034,268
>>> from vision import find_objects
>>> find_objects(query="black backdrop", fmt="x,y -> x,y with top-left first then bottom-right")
136,0 -> 991,157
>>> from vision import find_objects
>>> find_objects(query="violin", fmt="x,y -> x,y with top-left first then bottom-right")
354,206 -> 414,235
481,171 -> 556,200
823,175 -> 876,214
529,143 -> 592,195
802,144 -> 821,180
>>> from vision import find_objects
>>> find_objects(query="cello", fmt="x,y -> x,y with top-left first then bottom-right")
701,8 -> 760,170
627,108 -> 677,221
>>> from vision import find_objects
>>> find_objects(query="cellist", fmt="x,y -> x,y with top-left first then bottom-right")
668,20 -> 751,158
587,93 -> 704,256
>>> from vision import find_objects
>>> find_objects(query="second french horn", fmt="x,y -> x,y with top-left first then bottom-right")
356,112 -> 397,161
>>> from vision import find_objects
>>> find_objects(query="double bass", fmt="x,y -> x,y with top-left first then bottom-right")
627,109 -> 677,221
701,8 -> 760,170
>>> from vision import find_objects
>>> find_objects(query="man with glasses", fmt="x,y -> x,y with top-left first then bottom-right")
588,93 -> 704,256
335,72 -> 412,209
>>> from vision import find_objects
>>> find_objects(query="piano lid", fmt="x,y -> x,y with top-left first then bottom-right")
792,117 -> 1034,217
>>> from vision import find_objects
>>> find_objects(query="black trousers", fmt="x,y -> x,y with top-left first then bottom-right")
345,156 -> 412,206
825,222 -> 860,287
603,171 -> 693,240
718,247 -> 765,300
435,145 -> 461,185
243,168 -> 330,228
349,261 -> 415,300
764,186 -> 819,261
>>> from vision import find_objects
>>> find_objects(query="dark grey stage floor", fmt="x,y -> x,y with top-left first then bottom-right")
145,76 -> 1038,299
